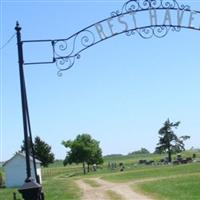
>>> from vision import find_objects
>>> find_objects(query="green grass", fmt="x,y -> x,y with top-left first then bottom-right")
106,190 -> 123,200
101,161 -> 200,200
42,176 -> 82,200
0,177 -> 82,200
102,163 -> 200,182
83,179 -> 100,187
0,168 -> 17,200
0,171 -> 82,200
135,174 -> 200,200
0,188 -> 18,200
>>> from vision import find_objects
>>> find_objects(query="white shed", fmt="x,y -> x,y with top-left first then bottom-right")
3,153 -> 42,188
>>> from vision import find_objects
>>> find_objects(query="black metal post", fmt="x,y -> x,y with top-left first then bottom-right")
22,72 -> 39,184
15,21 -> 31,180
15,21 -> 43,200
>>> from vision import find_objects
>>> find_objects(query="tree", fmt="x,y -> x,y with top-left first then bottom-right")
85,139 -> 103,172
62,134 -> 103,174
21,136 -> 55,167
155,119 -> 190,162
34,136 -> 55,167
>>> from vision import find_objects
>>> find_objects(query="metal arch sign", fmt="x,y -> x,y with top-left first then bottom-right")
22,0 -> 200,75
14,1 -> 200,198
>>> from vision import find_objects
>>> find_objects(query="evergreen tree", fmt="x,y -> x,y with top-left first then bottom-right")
155,119 -> 190,162
21,136 -> 55,167
34,136 -> 55,167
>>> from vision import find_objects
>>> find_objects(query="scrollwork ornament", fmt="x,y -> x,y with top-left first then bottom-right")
117,0 -> 189,14
138,0 -> 150,10
153,26 -> 169,38
58,40 -> 67,51
111,10 -> 121,17
56,57 -> 75,76
52,0 -> 193,75
150,0 -> 162,9
122,0 -> 140,13
79,30 -> 95,48
54,40 -> 74,58
171,26 -> 181,32
179,4 -> 190,11
161,0 -> 176,9
138,27 -> 154,39
126,29 -> 137,36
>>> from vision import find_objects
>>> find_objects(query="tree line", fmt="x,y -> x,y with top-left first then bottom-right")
20,118 -> 190,171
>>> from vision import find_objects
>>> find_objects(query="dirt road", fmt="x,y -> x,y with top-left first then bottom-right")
76,178 -> 153,200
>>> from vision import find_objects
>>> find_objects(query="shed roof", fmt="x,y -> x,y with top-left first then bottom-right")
3,152 -> 41,167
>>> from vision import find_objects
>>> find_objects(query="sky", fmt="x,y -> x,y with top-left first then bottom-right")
1,0 -> 200,161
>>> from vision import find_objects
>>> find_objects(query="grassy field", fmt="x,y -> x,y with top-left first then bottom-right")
42,176 -> 82,200
102,163 -> 200,182
135,174 -> 200,200
0,151 -> 200,200
0,185 -> 17,200
0,171 -> 82,200
101,157 -> 200,200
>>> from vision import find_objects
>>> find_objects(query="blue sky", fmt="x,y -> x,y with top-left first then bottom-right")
1,0 -> 200,161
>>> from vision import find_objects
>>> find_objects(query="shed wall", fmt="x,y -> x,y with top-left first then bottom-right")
4,155 -> 42,188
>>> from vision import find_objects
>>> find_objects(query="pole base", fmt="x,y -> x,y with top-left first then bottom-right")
18,177 -> 42,200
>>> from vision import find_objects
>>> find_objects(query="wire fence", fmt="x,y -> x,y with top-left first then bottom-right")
42,166 -> 82,178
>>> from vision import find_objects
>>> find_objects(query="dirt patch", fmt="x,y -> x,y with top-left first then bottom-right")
76,178 -> 153,200
76,179 -> 106,200
76,172 -> 200,200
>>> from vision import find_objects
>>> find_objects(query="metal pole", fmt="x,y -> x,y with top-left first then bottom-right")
16,22 -> 43,200
15,21 -> 31,180
22,73 -> 39,183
